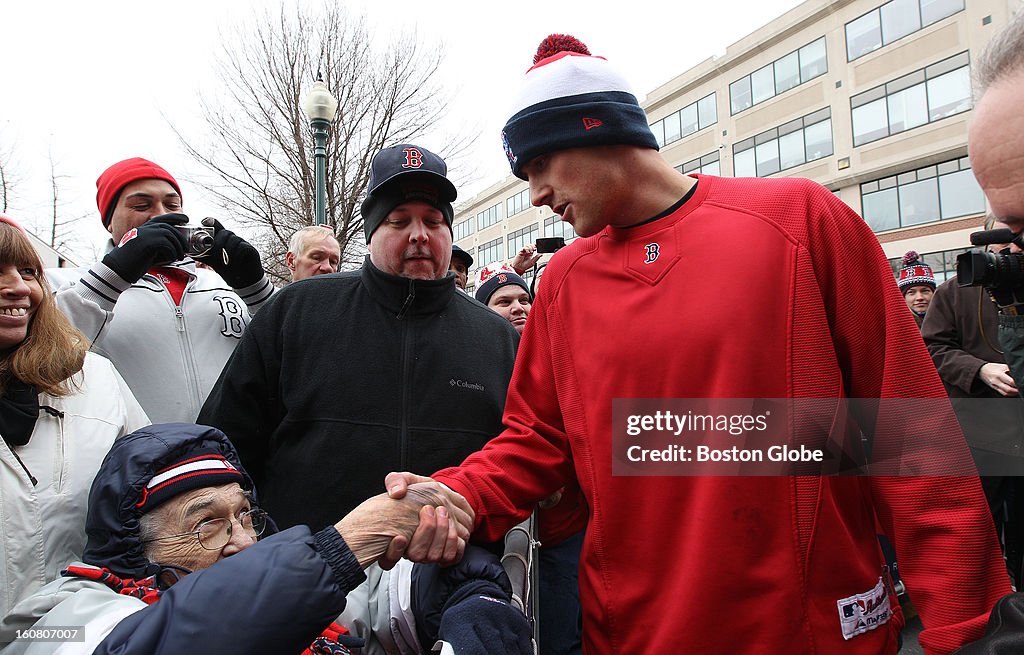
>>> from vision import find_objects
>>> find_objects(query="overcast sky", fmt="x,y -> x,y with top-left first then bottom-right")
1,0 -> 804,261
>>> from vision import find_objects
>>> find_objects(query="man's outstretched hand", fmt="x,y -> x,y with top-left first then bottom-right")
386,472 -> 475,541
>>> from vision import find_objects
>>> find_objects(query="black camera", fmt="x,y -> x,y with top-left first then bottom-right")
535,237 -> 565,253
956,229 -> 1024,291
176,226 -> 215,258
957,229 -> 1024,314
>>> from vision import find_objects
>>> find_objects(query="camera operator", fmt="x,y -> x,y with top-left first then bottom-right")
923,217 -> 1024,583
45,158 -> 275,424
968,9 -> 1024,398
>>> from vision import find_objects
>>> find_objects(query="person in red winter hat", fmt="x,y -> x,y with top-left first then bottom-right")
897,250 -> 937,328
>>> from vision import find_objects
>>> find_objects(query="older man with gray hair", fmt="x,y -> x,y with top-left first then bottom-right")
967,8 -> 1024,403
286,225 -> 341,282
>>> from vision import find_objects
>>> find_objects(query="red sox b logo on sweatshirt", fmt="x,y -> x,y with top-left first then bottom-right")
644,243 -> 660,264
212,295 -> 247,339
402,148 -> 423,169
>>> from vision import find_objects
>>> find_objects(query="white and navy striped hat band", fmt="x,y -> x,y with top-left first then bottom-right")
135,452 -> 244,512
502,36 -> 658,180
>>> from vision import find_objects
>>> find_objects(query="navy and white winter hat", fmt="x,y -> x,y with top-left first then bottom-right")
475,263 -> 531,305
135,450 -> 244,513
897,251 -> 936,294
501,34 -> 659,180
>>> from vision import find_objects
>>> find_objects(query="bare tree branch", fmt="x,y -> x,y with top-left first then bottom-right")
171,3 -> 474,284
0,125 -> 24,214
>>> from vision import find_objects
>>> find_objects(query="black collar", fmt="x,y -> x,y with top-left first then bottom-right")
360,256 -> 455,318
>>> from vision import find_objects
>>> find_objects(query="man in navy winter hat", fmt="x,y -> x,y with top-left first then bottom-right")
386,33 -> 1008,655
199,143 -> 520,543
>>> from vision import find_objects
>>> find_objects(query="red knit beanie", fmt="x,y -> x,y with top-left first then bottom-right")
95,158 -> 181,228
0,214 -> 27,234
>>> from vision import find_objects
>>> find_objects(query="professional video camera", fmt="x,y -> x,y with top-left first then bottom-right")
956,228 -> 1024,309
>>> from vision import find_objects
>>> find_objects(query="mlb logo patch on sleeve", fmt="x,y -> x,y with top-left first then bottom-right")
836,577 -> 891,640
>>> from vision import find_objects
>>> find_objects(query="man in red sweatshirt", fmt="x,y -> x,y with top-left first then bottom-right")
388,35 -> 1010,655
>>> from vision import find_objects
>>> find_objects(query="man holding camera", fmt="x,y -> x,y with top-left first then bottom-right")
47,157 -> 275,424
923,217 -> 1024,584
968,9 -> 1024,396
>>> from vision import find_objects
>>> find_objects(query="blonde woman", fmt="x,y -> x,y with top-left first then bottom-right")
0,215 -> 148,622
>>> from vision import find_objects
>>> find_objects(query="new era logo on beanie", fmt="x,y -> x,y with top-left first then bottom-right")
897,251 -> 936,294
361,144 -> 457,243
501,34 -> 659,180
96,158 -> 181,228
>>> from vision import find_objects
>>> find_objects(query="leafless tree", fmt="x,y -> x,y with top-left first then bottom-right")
175,3 -> 473,283
43,146 -> 86,254
0,126 -> 23,214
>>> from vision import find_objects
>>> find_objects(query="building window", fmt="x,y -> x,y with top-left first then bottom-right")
888,246 -> 970,283
544,215 -> 576,241
478,237 -> 503,267
506,188 -> 530,217
860,157 -> 985,233
846,0 -> 964,60
730,37 -> 828,115
650,92 -> 718,148
675,151 -> 722,177
453,218 -> 474,242
851,52 -> 971,146
733,108 -> 833,177
508,223 -> 540,259
477,203 -> 503,231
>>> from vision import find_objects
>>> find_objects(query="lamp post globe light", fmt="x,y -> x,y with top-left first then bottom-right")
302,79 -> 339,227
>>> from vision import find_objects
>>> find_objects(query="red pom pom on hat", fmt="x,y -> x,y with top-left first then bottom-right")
902,250 -> 920,266
534,34 -> 591,64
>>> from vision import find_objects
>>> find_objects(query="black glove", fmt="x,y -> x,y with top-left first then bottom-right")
194,217 -> 265,289
953,592 -> 1024,654
101,213 -> 188,283
411,545 -> 519,649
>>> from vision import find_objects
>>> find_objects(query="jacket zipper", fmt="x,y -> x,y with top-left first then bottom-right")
171,274 -> 204,415
7,443 -> 38,486
399,279 -> 414,470
43,406 -> 67,493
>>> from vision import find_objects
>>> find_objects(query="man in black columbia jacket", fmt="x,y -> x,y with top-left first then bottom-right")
199,144 -> 519,531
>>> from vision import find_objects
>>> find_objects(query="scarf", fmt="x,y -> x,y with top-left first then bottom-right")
63,566 -> 362,653
0,378 -> 39,447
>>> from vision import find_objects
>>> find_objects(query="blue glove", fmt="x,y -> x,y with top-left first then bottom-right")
101,213 -> 188,283
194,217 -> 265,288
412,545 -> 530,654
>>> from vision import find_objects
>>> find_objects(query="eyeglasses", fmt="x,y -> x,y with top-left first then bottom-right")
142,509 -> 268,551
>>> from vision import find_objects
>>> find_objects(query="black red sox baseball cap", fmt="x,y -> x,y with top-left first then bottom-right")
366,144 -> 457,201
362,144 -> 458,243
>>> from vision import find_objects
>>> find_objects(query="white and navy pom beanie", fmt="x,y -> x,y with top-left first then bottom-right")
501,34 -> 659,180
897,251 -> 936,294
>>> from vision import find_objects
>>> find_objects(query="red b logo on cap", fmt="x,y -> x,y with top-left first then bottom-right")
403,148 -> 423,169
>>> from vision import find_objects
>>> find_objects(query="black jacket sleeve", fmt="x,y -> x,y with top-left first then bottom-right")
198,295 -> 285,484
93,526 -> 365,655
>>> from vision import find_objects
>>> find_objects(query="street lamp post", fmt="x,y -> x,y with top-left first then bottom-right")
302,79 -> 339,226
